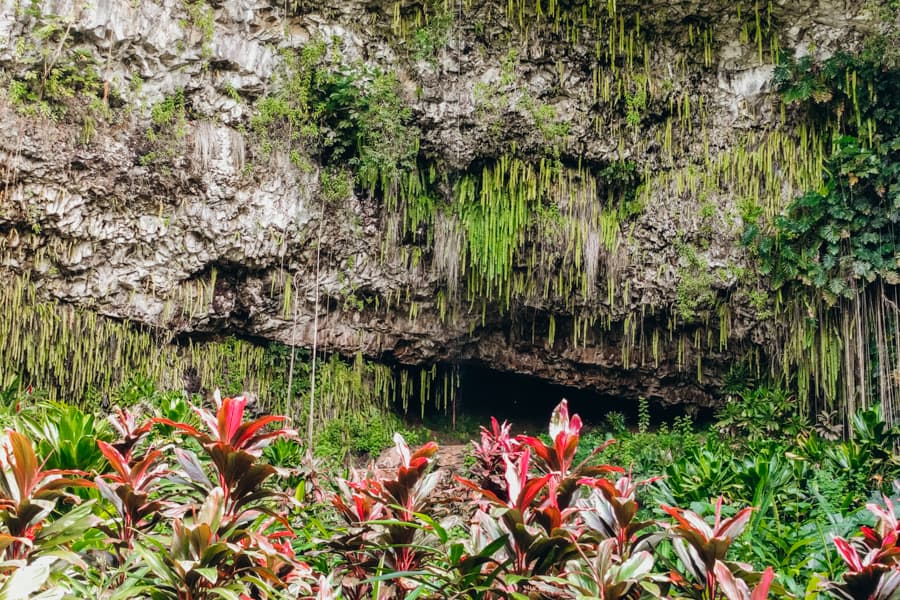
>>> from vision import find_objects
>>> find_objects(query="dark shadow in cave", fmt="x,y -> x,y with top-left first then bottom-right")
450,364 -> 696,434
453,364 -> 626,433
405,363 -> 714,435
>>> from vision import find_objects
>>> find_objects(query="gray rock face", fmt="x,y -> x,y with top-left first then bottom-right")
0,0 -> 878,408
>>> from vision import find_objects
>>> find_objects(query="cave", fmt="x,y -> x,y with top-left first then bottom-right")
411,363 -> 709,434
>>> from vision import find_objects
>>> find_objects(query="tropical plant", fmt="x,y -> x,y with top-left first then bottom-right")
468,416 -> 521,503
133,487 -> 311,600
0,376 -> 28,428
715,563 -> 776,600
95,393 -> 309,599
154,391 -> 296,526
29,401 -> 111,473
849,404 -> 900,479
517,399 -> 621,510
656,440 -> 740,505
713,386 -> 806,444
562,538 -> 661,599
454,401 -> 624,595
822,496 -> 900,600
579,473 -> 662,557
331,434 -> 441,599
662,497 -> 770,599
0,430 -> 95,561
95,439 -> 169,556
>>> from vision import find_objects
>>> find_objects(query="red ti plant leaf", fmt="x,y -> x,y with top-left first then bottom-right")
96,440 -> 169,553
662,497 -> 755,599
860,496 -> 900,559
825,498 -> 900,600
662,497 -> 753,568
518,400 -> 623,511
332,477 -> 384,526
153,393 -> 296,455
153,392 -> 297,525
518,399 -> 583,475
834,536 -> 865,572
0,430 -> 94,560
470,417 -> 522,503
456,447 -> 551,514
108,408 -> 154,460
752,567 -> 776,600
715,562 -> 776,600
579,473 -> 661,555
330,435 -> 442,599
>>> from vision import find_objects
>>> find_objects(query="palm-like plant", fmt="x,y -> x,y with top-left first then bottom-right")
579,474 -> 661,556
469,417 -> 521,503
824,496 -> 900,600
0,430 -> 94,561
518,399 -> 621,510
114,392 -> 306,599
455,401 -> 625,595
564,537 -> 661,600
154,392 -> 296,526
331,434 -> 441,599
661,497 -> 764,599
135,488 -> 294,600
95,440 -> 169,555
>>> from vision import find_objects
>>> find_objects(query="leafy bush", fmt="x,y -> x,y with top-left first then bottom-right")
751,47 -> 900,299
0,379 -> 895,598
314,405 -> 416,462
714,386 -> 807,443
251,40 -> 419,193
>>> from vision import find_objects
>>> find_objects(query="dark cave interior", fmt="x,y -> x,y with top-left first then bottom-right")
408,363 -> 710,434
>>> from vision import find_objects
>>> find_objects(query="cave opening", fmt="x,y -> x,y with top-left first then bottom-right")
452,364 -> 627,434
406,362 -> 709,435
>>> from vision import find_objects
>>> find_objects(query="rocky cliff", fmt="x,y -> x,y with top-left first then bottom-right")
0,0 -> 888,414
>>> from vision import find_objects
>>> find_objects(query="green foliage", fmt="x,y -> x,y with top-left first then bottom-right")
637,395 -> 650,434
518,95 -> 570,151
261,436 -> 304,471
599,159 -> 642,205
585,411 -> 701,485
676,243 -> 717,321
714,386 -> 807,443
314,405 -> 417,462
0,277 -> 292,412
410,9 -> 452,63
753,48 -> 900,300
8,58 -> 102,120
319,166 -> 352,204
29,401 -> 111,473
141,89 -> 189,165
603,410 -> 627,434
7,7 -> 106,121
180,0 -> 215,60
624,76 -> 648,128
755,137 -> 900,298
250,40 -> 418,195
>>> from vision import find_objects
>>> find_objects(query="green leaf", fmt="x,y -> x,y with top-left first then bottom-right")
615,551 -> 654,583
195,567 -> 219,584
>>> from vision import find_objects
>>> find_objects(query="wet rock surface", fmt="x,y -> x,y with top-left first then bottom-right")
0,0 -> 878,407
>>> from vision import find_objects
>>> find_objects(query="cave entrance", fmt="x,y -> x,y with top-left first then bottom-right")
400,362 -> 713,437
449,364 -> 636,435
